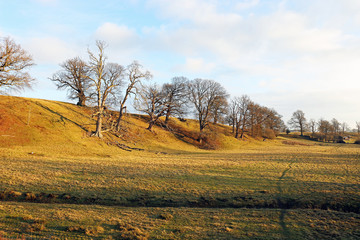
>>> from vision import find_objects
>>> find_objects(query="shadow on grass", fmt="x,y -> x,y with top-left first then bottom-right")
35,102 -> 89,132
276,158 -> 296,239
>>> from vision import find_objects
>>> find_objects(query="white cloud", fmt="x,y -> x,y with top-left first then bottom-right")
179,58 -> 216,74
94,23 -> 141,63
23,37 -> 76,64
144,0 -> 360,124
95,23 -> 138,45
236,0 -> 259,10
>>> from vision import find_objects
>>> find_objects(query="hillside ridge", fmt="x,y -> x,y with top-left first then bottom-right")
0,95 -> 256,156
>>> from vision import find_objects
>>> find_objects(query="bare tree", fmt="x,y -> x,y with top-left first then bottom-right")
187,79 -> 228,140
288,110 -> 307,136
318,119 -> 333,142
0,37 -> 34,91
249,104 -> 276,137
264,108 -> 283,133
115,61 -> 152,131
162,76 -> 189,124
308,119 -> 317,137
227,98 -> 238,133
234,95 -> 252,139
331,118 -> 340,135
211,95 -> 228,124
134,84 -> 168,131
50,57 -> 90,106
341,122 -> 348,135
356,122 -> 360,134
88,41 -> 124,138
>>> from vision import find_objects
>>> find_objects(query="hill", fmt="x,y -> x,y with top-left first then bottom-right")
0,95 -> 250,157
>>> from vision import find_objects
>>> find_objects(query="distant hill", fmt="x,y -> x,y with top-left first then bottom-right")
0,95 -> 251,156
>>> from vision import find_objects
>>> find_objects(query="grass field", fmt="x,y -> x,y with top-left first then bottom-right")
0,96 -> 360,239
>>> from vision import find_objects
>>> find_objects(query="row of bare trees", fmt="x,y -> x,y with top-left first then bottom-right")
287,109 -> 358,142
0,38 -> 284,140
50,41 -> 151,138
135,78 -> 284,140
228,95 -> 284,139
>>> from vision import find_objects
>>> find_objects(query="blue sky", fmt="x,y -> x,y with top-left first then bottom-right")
1,0 -> 360,127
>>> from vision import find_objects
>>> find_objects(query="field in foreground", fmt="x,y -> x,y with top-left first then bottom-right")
1,142 -> 360,239
1,202 -> 359,239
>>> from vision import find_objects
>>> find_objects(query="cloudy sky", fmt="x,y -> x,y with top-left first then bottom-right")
1,0 -> 360,127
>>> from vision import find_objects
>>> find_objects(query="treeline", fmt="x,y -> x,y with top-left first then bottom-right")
287,110 -> 359,143
1,38 -> 284,141
49,41 -> 285,140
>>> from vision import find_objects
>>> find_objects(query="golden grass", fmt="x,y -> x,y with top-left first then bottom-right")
0,202 -> 359,239
1,95 -> 360,238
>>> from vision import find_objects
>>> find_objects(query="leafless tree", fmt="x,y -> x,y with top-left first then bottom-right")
263,108 -> 283,133
252,104 -> 280,137
115,61 -> 152,131
0,37 -> 34,91
187,79 -> 228,140
288,110 -> 307,136
234,95 -> 252,139
211,95 -> 228,124
162,76 -> 189,124
227,98 -> 238,133
341,122 -> 348,135
356,122 -> 360,135
308,119 -> 317,137
331,118 -> 340,135
50,57 -> 90,106
318,119 -> 333,142
134,83 -> 168,131
88,41 -> 124,138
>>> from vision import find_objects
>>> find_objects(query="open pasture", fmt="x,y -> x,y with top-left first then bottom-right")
1,141 -> 359,238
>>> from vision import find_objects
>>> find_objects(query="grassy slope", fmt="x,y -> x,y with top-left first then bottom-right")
0,95 -> 360,239
0,95 -> 244,155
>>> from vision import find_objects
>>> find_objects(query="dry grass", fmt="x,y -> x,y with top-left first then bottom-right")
0,202 -> 359,239
0,95 -> 360,238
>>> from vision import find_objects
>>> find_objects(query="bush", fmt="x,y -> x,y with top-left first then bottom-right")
264,129 -> 276,139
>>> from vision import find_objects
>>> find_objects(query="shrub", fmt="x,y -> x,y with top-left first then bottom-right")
264,129 -> 276,139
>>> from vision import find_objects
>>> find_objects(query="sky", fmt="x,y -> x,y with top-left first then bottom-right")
1,0 -> 360,128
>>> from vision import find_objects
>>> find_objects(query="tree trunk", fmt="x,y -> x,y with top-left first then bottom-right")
116,105 -> 125,131
213,113 -> 218,124
94,112 -> 103,138
77,92 -> 86,106
147,120 -> 155,131
235,123 -> 239,138
164,110 -> 171,124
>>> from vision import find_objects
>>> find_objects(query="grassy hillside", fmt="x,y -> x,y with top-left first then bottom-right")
0,95 -> 360,239
0,95 -> 246,157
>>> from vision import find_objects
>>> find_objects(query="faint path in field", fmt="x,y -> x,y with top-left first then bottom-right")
276,157 -> 297,239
